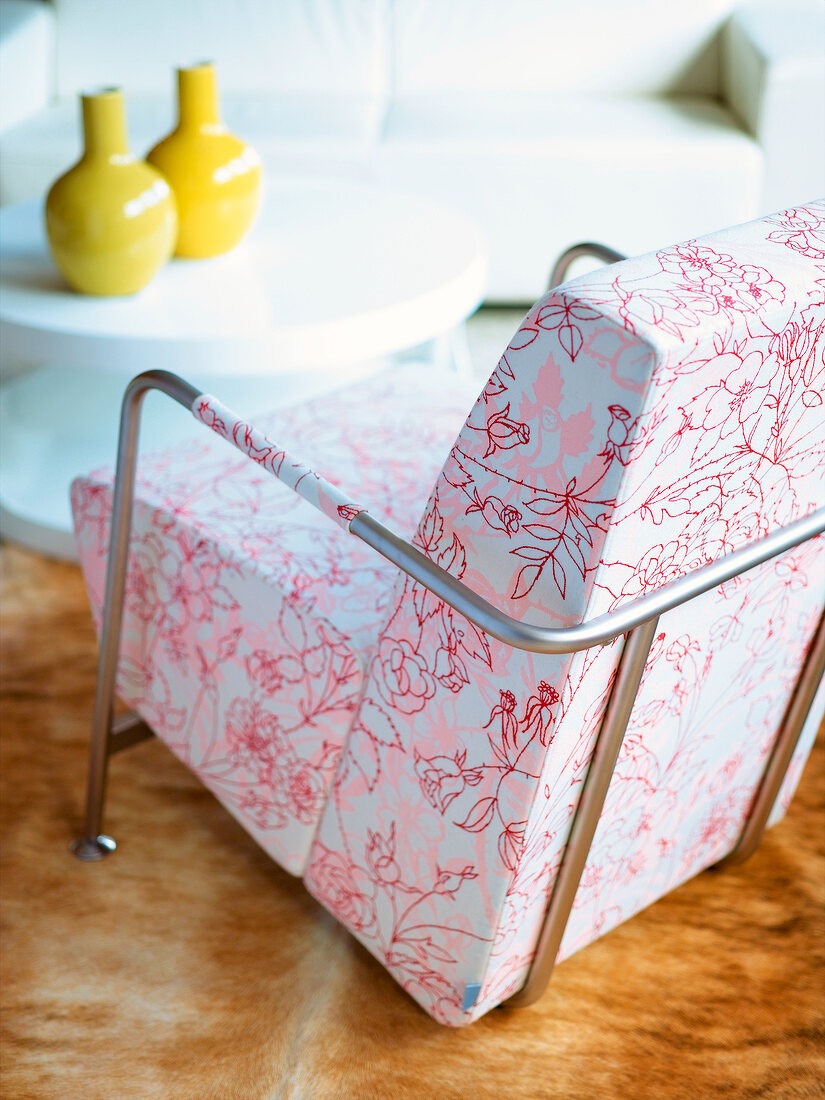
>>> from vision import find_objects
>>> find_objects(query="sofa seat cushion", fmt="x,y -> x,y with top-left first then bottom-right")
71,363 -> 480,873
376,93 -> 762,301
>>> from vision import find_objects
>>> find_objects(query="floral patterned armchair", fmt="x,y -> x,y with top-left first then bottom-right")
71,203 -> 825,1026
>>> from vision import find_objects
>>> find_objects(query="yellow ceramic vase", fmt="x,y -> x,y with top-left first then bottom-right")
147,62 -> 262,259
45,88 -> 177,296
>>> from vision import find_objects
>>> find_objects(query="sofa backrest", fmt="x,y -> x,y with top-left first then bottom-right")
306,203 -> 825,1024
53,0 -> 389,97
392,0 -> 739,96
52,0 -> 767,100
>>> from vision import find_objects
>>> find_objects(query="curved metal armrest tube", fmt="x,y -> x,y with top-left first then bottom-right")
548,242 -> 627,290
120,371 -> 824,659
124,369 -> 202,411
350,509 -> 825,654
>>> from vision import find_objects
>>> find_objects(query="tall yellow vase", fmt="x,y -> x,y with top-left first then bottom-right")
147,62 -> 262,258
45,88 -> 177,296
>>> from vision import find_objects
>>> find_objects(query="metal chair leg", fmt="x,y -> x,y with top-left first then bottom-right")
506,603 -> 823,1005
506,616 -> 660,1007
70,371 -> 200,861
718,605 -> 825,868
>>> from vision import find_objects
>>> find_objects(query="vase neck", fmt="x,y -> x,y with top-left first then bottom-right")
81,89 -> 130,159
177,63 -> 221,129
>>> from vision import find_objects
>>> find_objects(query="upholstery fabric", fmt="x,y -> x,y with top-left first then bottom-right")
72,365 -> 480,874
391,0 -> 731,95
53,0 -> 389,97
723,1 -> 825,210
192,394 -> 366,532
0,1 -> 52,133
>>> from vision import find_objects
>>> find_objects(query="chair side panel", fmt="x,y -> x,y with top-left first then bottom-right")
71,478 -> 365,876
69,363 -> 478,875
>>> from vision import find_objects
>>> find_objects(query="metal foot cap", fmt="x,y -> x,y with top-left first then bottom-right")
70,835 -> 116,861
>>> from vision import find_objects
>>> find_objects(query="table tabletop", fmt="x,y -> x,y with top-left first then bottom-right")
0,178 -> 487,376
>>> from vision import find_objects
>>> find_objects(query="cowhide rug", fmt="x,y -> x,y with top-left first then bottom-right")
1,545 -> 823,1099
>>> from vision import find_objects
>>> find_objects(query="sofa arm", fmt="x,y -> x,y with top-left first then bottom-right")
0,0 -> 54,134
722,1 -> 825,211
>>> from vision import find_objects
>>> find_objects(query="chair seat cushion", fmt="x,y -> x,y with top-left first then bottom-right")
71,363 -> 480,873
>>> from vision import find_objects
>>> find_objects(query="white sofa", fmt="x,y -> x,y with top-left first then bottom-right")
1,0 -> 823,302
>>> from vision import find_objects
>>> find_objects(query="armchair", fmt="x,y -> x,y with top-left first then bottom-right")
71,203 -> 825,1025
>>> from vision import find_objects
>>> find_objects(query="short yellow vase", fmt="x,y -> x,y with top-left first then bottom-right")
45,88 -> 177,296
147,62 -> 262,259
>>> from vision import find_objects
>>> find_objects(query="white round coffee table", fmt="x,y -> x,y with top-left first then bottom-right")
0,179 -> 487,559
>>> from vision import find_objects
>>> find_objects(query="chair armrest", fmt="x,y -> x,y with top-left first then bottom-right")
722,1 -> 825,209
182,382 -> 825,655
193,393 -> 365,532
0,0 -> 54,134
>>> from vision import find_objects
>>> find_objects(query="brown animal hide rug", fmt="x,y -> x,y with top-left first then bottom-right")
1,546 -> 823,1099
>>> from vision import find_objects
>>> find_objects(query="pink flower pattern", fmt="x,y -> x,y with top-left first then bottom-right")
193,394 -> 364,531
72,366 -> 480,875
73,204 -> 825,1027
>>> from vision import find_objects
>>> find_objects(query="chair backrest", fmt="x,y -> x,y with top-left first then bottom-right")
305,203 -> 825,1025
391,0 -> 737,96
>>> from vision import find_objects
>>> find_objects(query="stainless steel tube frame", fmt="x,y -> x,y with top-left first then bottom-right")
506,615 -> 661,1006
72,370 -> 825,1013
350,509 -> 825,655
69,371 -> 201,861
548,242 -> 627,290
718,605 -> 825,867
